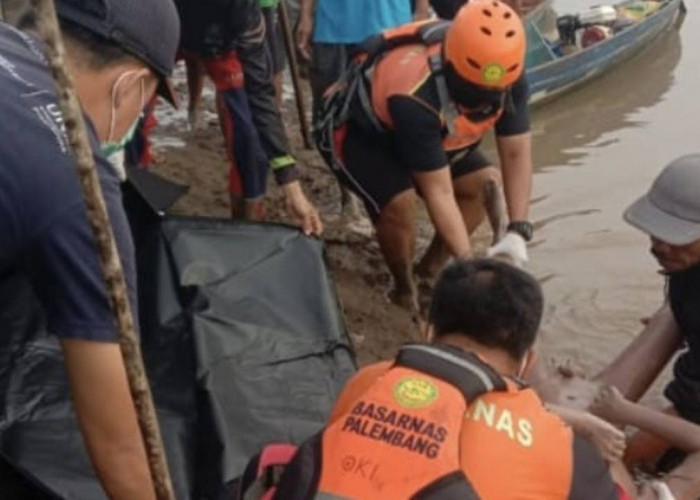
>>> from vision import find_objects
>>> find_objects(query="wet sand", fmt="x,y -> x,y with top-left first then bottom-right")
150,4 -> 698,401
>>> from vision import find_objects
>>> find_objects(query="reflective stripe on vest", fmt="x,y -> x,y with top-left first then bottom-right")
314,344 -> 505,499
370,44 -> 503,152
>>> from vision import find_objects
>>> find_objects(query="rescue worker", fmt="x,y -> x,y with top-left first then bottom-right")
273,259 -> 624,498
0,0 -> 179,497
175,0 -> 322,232
317,0 -> 535,311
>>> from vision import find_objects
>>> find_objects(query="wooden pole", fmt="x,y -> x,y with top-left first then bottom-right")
29,1 -> 174,498
278,0 -> 313,149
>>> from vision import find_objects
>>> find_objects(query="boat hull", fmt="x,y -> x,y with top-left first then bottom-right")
526,0 -> 683,105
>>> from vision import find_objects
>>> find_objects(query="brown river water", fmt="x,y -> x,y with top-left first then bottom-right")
517,1 -> 696,390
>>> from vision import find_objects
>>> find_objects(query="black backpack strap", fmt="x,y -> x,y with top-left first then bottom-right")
394,343 -> 507,403
428,52 -> 459,136
417,20 -> 451,45
355,68 -> 384,133
420,21 -> 459,136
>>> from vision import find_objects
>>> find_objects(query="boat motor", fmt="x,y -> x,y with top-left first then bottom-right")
556,14 -> 580,46
557,6 -> 617,47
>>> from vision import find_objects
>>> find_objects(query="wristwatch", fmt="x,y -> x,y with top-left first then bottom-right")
507,221 -> 534,242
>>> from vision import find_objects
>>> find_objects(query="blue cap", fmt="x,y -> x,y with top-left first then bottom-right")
55,0 -> 181,107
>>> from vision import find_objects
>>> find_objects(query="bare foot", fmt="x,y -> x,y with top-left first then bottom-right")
188,107 -> 204,131
387,287 -> 419,316
414,260 -> 440,291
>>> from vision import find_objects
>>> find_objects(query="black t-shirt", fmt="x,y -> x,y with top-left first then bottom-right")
386,73 -> 530,173
430,0 -> 467,19
0,24 -> 137,342
666,263 -> 700,423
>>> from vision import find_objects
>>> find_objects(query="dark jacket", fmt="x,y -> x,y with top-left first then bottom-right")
175,0 -> 298,184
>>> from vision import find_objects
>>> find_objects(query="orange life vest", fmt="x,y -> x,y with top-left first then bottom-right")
369,41 -> 502,152
280,343 -> 508,499
268,344 -> 581,499
317,20 -> 503,156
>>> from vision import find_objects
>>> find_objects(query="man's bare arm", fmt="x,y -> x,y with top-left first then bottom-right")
61,339 -> 155,500
496,132 -> 532,222
593,386 -> 700,454
414,0 -> 431,20
413,167 -> 472,258
547,404 -> 626,462
296,0 -> 316,60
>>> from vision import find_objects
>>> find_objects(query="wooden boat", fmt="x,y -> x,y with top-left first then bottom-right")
525,0 -> 685,104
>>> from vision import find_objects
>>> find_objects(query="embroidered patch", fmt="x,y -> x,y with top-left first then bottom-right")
482,63 -> 505,84
394,377 -> 438,408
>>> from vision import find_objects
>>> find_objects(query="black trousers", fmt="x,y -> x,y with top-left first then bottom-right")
412,0 -> 465,19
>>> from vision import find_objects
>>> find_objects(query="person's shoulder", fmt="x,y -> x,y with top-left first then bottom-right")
340,361 -> 392,395
507,72 -> 530,104
479,385 -> 573,438
0,26 -> 76,230
0,24 -> 121,239
0,25 -> 72,158
0,25 -> 53,94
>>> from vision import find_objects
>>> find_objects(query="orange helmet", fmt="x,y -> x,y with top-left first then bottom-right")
444,0 -> 526,89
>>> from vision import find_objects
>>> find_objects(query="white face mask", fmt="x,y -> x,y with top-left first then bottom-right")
101,70 -> 145,158
517,356 -> 529,379
106,149 -> 126,181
